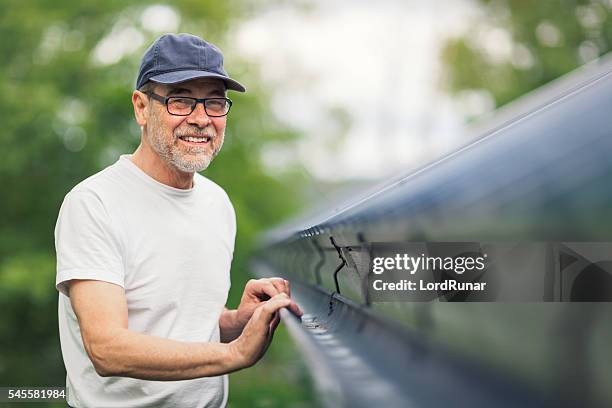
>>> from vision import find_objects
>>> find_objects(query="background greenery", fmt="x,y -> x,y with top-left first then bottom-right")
0,0 -> 317,406
442,0 -> 612,108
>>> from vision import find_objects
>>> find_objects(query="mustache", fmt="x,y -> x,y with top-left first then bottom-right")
174,126 -> 216,139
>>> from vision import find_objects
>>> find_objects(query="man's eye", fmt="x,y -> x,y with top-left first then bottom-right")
207,100 -> 224,109
171,97 -> 193,104
169,98 -> 193,108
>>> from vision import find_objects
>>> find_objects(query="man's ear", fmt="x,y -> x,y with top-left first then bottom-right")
132,90 -> 149,127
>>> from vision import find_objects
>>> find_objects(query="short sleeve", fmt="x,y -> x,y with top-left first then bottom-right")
54,190 -> 125,296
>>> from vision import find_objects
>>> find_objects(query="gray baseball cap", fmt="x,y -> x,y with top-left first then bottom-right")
135,33 -> 246,92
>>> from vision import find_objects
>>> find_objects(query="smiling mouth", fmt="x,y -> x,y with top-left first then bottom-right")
178,136 -> 211,144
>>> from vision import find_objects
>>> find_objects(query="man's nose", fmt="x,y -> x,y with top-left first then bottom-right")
186,102 -> 211,128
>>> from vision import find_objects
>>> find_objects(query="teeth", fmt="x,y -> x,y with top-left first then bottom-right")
181,136 -> 210,143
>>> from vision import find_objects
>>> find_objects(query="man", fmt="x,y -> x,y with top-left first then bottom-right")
54,33 -> 302,408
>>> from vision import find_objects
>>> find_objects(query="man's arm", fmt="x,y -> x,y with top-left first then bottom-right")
69,279 -> 291,380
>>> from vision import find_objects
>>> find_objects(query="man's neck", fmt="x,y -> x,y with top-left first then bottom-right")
130,143 -> 194,190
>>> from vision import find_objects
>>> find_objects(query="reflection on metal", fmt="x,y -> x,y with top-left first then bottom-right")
254,57 -> 612,407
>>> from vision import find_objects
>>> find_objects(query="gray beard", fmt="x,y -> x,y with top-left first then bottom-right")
147,123 -> 224,173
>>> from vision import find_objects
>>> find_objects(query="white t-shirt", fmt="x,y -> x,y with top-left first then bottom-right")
55,154 -> 235,408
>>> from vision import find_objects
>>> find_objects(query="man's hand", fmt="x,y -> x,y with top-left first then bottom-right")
219,277 -> 303,342
229,293 -> 293,368
236,278 -> 302,327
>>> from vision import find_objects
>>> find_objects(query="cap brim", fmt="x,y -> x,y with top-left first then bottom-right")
149,70 -> 246,92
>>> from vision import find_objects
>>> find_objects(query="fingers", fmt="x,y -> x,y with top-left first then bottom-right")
248,293 -> 291,331
248,277 -> 292,300
270,278 -> 289,297
270,279 -> 303,316
245,278 -> 303,319
269,311 -> 281,333
283,279 -> 291,297
288,300 -> 303,317
264,279 -> 303,316
261,293 -> 292,317
248,279 -> 280,300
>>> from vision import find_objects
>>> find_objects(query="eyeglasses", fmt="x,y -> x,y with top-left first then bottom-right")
146,92 -> 233,117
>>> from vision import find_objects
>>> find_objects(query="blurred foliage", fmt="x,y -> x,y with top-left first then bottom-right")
442,0 -> 612,109
0,0 -> 316,406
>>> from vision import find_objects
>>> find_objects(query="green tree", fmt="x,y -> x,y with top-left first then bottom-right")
442,0 -> 612,108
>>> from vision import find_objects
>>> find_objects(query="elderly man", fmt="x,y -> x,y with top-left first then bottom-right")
54,33 -> 302,408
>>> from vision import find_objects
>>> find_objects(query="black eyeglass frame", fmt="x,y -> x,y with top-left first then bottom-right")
146,92 -> 233,117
